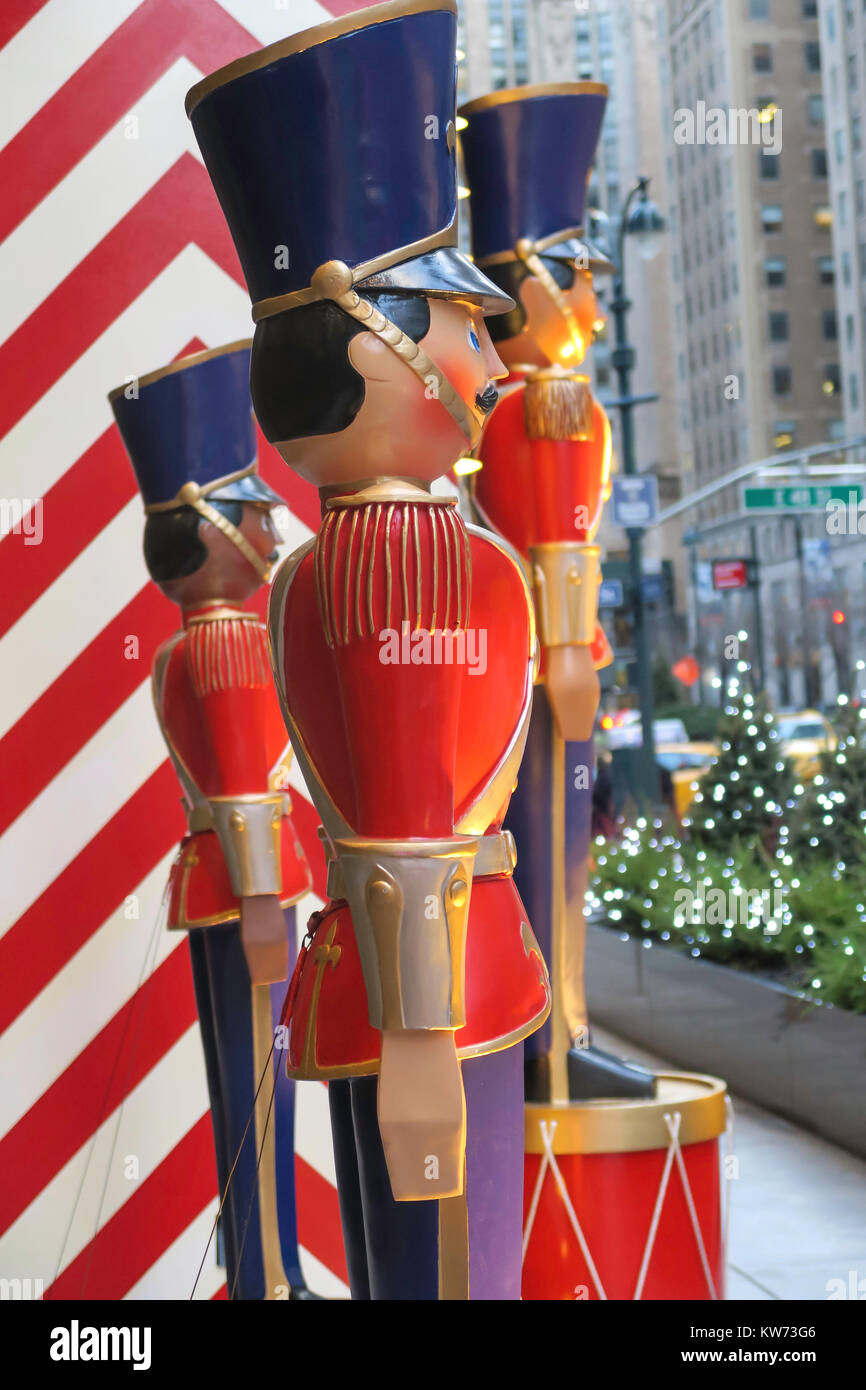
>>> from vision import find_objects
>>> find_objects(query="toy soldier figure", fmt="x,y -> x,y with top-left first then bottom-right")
460,83 -> 655,1105
186,0 -> 550,1299
109,341 -> 315,1300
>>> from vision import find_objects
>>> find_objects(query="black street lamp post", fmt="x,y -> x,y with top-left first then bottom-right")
605,175 -> 666,801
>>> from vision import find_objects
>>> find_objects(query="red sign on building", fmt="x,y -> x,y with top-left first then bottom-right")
712,559 -> 751,591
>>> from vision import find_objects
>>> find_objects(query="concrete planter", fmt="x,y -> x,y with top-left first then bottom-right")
586,921 -> 866,1159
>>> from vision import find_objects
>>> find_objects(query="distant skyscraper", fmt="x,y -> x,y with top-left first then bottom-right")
818,0 -> 866,438
457,0 -> 684,649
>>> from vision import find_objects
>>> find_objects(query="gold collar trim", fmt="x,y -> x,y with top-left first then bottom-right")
184,607 -> 259,625
322,478 -> 455,510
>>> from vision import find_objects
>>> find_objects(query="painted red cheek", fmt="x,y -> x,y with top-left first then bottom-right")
436,344 -> 482,406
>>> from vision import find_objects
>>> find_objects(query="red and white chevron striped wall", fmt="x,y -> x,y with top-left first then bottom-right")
0,0 -> 370,1301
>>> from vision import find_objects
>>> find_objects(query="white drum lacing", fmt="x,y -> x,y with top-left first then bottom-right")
523,1100 -> 734,1301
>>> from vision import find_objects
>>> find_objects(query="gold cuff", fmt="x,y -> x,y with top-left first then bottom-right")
530,542 -> 600,647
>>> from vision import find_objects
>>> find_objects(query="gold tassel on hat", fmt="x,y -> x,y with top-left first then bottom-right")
523,370 -> 595,442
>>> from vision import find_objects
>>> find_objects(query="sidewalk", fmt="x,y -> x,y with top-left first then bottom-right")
593,1025 -> 866,1301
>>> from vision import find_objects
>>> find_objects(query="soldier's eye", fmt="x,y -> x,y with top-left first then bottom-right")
466,322 -> 481,353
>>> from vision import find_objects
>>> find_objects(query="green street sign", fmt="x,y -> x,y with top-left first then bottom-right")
743,483 -> 865,510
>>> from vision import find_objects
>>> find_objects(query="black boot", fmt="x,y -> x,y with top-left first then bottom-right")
567,1043 -> 656,1101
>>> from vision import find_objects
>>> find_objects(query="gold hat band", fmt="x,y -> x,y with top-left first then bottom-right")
145,464 -> 272,582
475,226 -> 585,269
143,462 -> 258,513
250,224 -> 456,322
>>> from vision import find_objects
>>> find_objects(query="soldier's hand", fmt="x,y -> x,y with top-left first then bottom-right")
545,643 -> 600,742
240,894 -> 289,984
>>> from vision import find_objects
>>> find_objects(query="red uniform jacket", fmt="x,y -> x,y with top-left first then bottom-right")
268,491 -> 550,1077
153,603 -> 312,929
473,368 -> 614,670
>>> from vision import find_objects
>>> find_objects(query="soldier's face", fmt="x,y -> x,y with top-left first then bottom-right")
499,266 -> 603,369
278,297 -> 506,487
422,298 -> 506,427
161,503 -> 279,608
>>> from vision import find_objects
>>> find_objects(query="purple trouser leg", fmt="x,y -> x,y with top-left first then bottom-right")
463,1043 -> 525,1300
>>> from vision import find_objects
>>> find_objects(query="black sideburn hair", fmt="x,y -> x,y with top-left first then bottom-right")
251,291 -> 432,443
143,499 -> 243,583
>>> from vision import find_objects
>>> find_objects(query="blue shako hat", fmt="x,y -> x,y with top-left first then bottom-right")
458,83 -> 608,267
184,0 -> 512,320
109,341 -> 284,512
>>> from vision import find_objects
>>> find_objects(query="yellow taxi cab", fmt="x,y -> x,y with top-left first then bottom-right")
655,741 -> 719,819
774,709 -> 836,780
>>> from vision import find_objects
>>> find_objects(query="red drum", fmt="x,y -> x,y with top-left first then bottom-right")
523,1072 -> 728,1300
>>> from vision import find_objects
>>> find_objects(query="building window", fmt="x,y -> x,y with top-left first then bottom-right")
753,43 -> 773,72
749,0 -> 770,16
761,204 -> 783,231
765,256 -> 786,286
814,205 -> 833,229
848,53 -> 858,90
857,180 -> 865,217
854,116 -> 862,153
818,255 -> 835,284
775,421 -> 796,448
823,363 -> 841,394
769,310 -> 790,340
802,0 -> 817,15
811,148 -> 828,178
808,93 -> 824,124
834,129 -> 845,163
773,365 -> 792,394
759,149 -> 780,178
851,375 -> 860,409
805,41 -> 821,72
842,250 -> 852,286
823,308 -> 838,340
846,312 -> 855,347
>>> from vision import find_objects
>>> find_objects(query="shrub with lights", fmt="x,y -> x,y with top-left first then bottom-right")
589,660 -> 866,1013
686,674 -> 796,851
789,666 -> 866,867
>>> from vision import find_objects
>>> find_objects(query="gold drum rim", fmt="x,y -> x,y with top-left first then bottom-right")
525,1071 -> 728,1155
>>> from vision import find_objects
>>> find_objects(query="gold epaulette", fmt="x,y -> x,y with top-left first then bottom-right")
523,368 -> 595,441
184,614 -> 270,695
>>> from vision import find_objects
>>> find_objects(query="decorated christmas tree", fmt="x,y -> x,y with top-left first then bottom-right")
789,667 -> 866,867
686,671 -> 796,851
